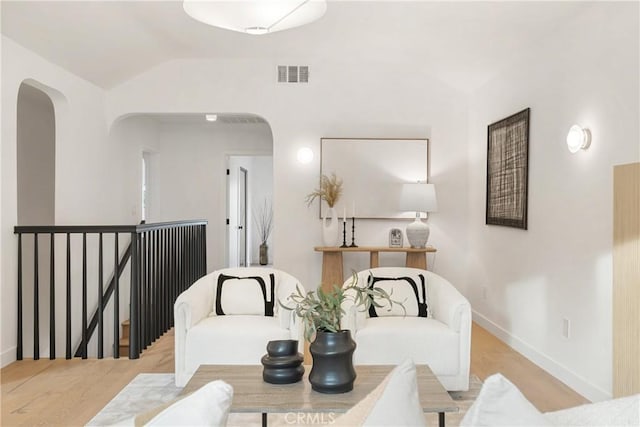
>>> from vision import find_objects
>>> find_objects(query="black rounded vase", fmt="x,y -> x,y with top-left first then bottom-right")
262,339 -> 304,384
309,330 -> 357,394
266,339 -> 298,357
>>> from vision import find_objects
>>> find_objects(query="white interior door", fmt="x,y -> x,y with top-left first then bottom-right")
226,155 -> 273,268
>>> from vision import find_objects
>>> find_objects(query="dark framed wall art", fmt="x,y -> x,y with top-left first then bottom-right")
485,108 -> 530,230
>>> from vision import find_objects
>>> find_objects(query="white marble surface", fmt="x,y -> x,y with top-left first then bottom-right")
86,374 -> 181,426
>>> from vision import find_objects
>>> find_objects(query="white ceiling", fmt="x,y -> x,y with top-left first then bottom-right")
1,1 -> 593,92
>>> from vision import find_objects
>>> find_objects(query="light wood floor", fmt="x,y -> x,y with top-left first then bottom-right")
1,323 -> 589,426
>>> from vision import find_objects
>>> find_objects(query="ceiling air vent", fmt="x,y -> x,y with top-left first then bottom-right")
277,66 -> 309,83
288,66 -> 298,82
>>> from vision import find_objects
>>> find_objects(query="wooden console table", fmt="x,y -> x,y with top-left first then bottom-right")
314,246 -> 437,291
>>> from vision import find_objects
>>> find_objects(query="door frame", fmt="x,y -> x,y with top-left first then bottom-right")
224,151 -> 272,268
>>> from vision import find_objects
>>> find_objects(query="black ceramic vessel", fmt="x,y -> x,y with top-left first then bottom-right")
263,363 -> 305,384
261,353 -> 303,368
266,339 -> 299,357
262,339 -> 304,384
309,330 -> 357,394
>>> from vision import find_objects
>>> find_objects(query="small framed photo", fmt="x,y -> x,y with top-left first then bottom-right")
389,228 -> 403,248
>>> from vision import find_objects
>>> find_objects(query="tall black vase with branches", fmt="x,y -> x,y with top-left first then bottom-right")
254,198 -> 273,265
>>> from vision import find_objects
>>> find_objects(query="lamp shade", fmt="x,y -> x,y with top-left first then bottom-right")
400,183 -> 438,213
183,0 -> 327,35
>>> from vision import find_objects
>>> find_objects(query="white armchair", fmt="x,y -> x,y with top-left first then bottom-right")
174,267 -> 303,387
341,267 -> 471,391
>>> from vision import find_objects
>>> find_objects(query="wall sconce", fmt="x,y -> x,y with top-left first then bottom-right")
566,125 -> 591,153
297,147 -> 314,164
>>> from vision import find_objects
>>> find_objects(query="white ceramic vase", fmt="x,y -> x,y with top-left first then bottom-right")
322,206 -> 340,247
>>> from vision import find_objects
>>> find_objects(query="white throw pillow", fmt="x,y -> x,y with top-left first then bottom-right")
333,359 -> 426,426
460,373 -> 551,426
144,380 -> 233,426
544,393 -> 640,426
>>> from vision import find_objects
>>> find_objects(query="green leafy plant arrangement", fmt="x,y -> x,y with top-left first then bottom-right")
305,173 -> 343,208
281,273 -> 405,341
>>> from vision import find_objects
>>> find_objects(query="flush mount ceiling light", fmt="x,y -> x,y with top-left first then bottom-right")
566,125 -> 591,153
183,0 -> 327,35
205,114 -> 218,122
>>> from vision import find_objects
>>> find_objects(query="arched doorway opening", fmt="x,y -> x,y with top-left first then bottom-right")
109,112 -> 274,271
17,82 -> 55,226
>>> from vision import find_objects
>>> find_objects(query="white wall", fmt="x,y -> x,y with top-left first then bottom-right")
466,3 -> 639,401
105,57 -> 470,297
1,36 -> 149,365
246,156 -> 274,265
108,116 -> 161,223
17,83 -> 55,226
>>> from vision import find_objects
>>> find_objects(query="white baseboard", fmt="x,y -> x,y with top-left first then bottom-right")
473,310 -> 611,402
1,346 -> 17,368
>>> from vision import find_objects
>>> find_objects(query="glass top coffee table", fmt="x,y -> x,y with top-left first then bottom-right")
182,364 -> 459,427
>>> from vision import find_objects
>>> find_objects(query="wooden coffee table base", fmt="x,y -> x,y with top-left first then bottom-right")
182,365 -> 458,427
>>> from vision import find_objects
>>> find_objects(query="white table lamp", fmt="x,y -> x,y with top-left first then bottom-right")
400,183 -> 438,248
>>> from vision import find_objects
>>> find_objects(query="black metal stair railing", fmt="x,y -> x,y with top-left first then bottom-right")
13,220 -> 207,361
72,241 -> 131,359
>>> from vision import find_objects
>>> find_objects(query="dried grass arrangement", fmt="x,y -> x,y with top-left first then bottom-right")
305,173 -> 343,208
254,198 -> 273,244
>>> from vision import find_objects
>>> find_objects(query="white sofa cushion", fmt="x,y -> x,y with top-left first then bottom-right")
462,373 -> 640,427
367,272 -> 428,317
175,267 -> 304,387
215,273 -> 275,316
134,380 -> 233,427
353,317 -> 459,375
185,315 -> 291,372
544,393 -> 640,426
461,373 -> 551,426
333,359 -> 426,427
341,267 -> 471,392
